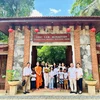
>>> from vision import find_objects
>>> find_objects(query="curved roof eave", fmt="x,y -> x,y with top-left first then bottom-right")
0,16 -> 100,34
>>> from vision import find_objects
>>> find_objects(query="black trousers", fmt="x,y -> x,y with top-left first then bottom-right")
54,75 -> 57,88
31,81 -> 36,89
77,78 -> 83,91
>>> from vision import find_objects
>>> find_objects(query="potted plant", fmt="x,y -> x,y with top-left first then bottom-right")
84,73 -> 97,86
84,69 -> 98,95
7,69 -> 20,85
2,69 -> 20,95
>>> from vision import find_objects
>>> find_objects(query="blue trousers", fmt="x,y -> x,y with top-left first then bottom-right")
49,78 -> 54,89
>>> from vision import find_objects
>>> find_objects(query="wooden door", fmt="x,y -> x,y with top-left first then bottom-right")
31,46 -> 37,68
66,46 -> 72,66
0,55 -> 7,89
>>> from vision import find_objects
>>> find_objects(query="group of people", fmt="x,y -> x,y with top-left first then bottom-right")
42,62 -> 68,90
22,62 -> 83,94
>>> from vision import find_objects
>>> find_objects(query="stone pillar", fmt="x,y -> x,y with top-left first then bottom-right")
89,31 -> 100,89
80,26 -> 92,74
74,27 -> 81,64
5,31 -> 15,90
13,27 -> 25,81
23,26 -> 31,67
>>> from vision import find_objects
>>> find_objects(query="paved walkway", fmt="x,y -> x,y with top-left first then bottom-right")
0,89 -> 100,100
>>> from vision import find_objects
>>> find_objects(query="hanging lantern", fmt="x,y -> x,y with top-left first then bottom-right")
34,28 -> 39,33
91,27 -> 96,32
8,28 -> 13,33
66,28 -> 71,33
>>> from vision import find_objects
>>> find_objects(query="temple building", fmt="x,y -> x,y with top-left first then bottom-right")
0,16 -> 100,90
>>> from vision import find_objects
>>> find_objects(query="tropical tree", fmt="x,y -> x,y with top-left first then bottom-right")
0,0 -> 34,17
80,0 -> 100,16
71,0 -> 93,16
37,46 -> 66,64
71,0 -> 100,16
71,0 -> 100,42
0,0 -> 35,42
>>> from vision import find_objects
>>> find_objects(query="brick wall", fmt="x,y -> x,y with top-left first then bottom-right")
5,31 -> 15,90
89,31 -> 100,89
74,27 -> 81,64
23,26 -> 31,67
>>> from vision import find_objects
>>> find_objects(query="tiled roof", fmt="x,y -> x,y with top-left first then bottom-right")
0,16 -> 100,34
0,16 -> 100,19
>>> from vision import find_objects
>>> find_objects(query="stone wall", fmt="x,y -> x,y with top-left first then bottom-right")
13,28 -> 24,80
80,27 -> 92,74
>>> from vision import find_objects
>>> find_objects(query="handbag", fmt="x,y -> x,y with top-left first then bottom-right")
22,80 -> 26,86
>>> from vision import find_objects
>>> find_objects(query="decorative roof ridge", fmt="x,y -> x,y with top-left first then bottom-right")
0,16 -> 100,19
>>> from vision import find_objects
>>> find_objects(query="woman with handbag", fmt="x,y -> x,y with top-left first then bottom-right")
43,63 -> 49,89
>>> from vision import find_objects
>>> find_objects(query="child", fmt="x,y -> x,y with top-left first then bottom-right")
58,68 -> 64,90
64,69 -> 68,89
49,67 -> 54,89
31,70 -> 36,92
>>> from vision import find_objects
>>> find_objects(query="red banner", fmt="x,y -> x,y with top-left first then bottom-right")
33,34 -> 71,42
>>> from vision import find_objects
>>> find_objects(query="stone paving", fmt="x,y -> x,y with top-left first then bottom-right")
0,89 -> 100,100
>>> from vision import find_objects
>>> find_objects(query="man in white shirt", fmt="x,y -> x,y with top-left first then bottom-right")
23,62 -> 32,94
68,63 -> 77,94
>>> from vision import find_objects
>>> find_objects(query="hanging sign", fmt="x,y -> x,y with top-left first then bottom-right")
33,33 -> 71,42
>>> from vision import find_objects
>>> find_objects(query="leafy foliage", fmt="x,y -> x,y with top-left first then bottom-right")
84,72 -> 94,81
0,0 -> 35,42
81,0 -> 100,16
96,32 -> 100,42
71,0 -> 93,16
2,69 -> 20,81
0,32 -> 8,43
37,46 -> 66,64
71,0 -> 100,16
71,0 -> 100,42
0,0 -> 35,17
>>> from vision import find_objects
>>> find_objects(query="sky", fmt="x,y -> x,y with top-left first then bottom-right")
30,0 -> 75,17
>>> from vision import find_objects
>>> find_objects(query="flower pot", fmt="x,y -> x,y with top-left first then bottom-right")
85,80 -> 98,95
85,80 -> 97,86
8,80 -> 20,86
8,80 -> 20,95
